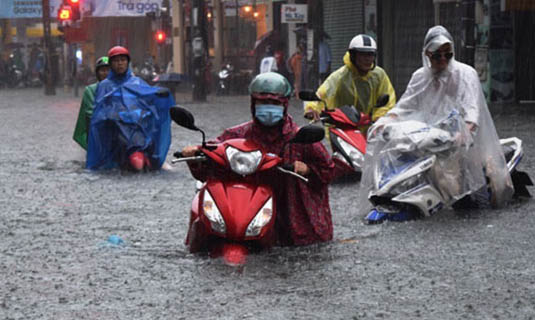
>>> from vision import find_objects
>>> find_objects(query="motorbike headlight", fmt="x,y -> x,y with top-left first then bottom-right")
245,198 -> 273,237
390,173 -> 426,195
203,191 -> 226,234
336,137 -> 365,168
226,146 -> 262,176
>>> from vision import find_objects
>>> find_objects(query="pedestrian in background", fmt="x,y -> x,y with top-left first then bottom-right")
319,34 -> 332,82
259,45 -> 278,74
274,49 -> 290,80
287,42 -> 305,97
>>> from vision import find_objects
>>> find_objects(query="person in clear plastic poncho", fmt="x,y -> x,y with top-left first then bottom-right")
360,26 -> 514,214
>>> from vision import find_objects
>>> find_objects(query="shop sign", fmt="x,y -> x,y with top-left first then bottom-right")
281,4 -> 307,24
0,0 -> 62,19
87,0 -> 164,17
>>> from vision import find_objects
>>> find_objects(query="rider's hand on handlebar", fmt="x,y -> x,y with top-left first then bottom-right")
294,161 -> 309,176
182,145 -> 200,157
369,113 -> 397,138
304,110 -> 320,122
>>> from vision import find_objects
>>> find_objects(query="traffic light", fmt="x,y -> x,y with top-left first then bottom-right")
66,0 -> 81,21
155,30 -> 166,44
58,5 -> 72,22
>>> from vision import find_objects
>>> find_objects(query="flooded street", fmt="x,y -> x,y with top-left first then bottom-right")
1,88 -> 535,319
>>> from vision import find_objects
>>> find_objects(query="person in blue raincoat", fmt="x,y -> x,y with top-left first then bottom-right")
87,46 -> 174,171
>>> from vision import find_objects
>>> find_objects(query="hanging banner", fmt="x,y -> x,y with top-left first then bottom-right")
83,0 -> 164,17
0,0 -> 164,19
0,0 -> 62,19
281,4 -> 308,24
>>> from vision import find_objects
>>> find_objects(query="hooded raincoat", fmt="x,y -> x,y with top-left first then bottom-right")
304,51 -> 396,132
187,105 -> 335,246
360,26 -> 513,212
73,82 -> 98,150
86,68 -> 174,170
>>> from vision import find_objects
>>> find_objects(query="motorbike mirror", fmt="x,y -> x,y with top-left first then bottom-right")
298,90 -> 321,101
170,106 -> 199,131
375,94 -> 390,108
290,125 -> 325,144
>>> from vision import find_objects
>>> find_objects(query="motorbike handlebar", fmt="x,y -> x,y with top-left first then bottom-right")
171,150 -> 206,164
277,165 -> 308,183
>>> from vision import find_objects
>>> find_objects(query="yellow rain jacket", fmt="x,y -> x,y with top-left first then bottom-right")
304,52 -> 396,133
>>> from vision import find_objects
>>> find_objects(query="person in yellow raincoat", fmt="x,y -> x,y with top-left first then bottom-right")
304,34 -> 396,134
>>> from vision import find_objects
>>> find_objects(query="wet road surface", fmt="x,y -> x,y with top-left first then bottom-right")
1,88 -> 534,319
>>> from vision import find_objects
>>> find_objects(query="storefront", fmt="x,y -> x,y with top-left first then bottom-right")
509,0 -> 535,102
323,0 -> 365,70
380,0 -> 534,104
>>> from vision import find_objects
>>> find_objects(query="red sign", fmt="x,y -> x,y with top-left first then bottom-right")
64,26 -> 87,43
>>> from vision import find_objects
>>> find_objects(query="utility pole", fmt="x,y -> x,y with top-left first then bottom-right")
171,0 -> 186,74
308,0 -> 322,88
213,0 -> 224,72
42,0 -> 56,95
191,0 -> 208,101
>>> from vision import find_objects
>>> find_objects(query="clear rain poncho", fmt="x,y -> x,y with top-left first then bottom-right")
359,26 -> 514,214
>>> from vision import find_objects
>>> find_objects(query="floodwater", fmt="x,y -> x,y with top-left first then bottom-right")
1,88 -> 534,319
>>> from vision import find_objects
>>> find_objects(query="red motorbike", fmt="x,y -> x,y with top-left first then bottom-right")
170,106 -> 324,265
299,91 -> 389,178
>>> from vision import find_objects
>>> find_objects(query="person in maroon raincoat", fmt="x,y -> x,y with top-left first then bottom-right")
182,72 -> 335,246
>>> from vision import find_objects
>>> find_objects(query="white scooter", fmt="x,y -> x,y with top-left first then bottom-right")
365,110 -> 532,223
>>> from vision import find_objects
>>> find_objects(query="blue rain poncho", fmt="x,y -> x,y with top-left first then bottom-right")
87,68 -> 174,170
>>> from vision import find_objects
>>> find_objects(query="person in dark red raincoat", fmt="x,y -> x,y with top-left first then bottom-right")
182,72 -> 335,246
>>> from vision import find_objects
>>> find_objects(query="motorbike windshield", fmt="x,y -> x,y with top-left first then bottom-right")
87,69 -> 174,169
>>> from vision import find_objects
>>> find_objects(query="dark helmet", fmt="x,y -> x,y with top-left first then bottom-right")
107,46 -> 130,62
95,56 -> 109,71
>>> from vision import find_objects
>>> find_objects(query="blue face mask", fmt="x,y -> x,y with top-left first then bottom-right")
255,104 -> 284,127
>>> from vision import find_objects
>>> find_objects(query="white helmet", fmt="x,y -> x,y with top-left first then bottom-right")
348,34 -> 377,53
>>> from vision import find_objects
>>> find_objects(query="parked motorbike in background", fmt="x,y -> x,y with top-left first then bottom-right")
24,69 -> 43,88
365,110 -> 533,224
216,63 -> 234,95
169,106 -> 324,266
3,54 -> 24,88
139,60 -> 158,85
299,90 -> 389,179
